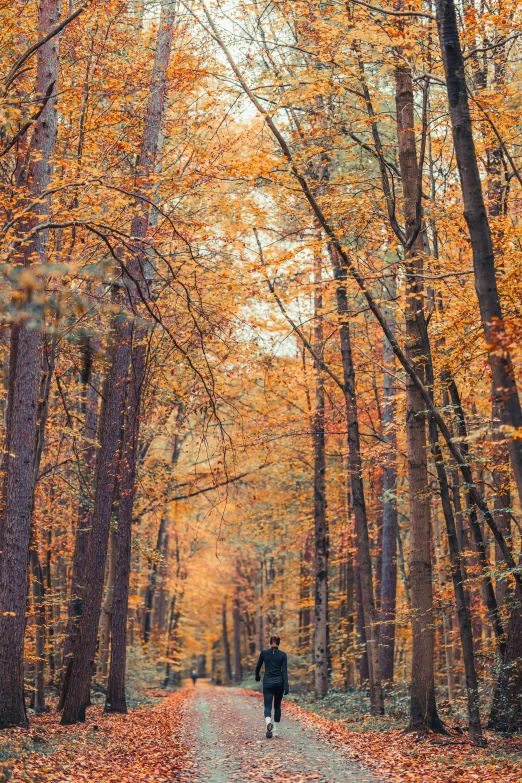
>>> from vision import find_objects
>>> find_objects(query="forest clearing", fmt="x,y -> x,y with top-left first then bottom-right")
1,0 -> 522,779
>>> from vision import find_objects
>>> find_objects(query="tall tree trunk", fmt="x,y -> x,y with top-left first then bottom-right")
298,533 -> 312,651
435,0 -> 522,507
338,530 -> 355,688
60,344 -> 99,701
355,563 -> 370,685
233,590 -> 242,682
426,413 -> 484,743
330,247 -> 383,712
312,250 -> 329,698
222,598 -> 232,683
380,281 -> 398,686
106,0 -> 177,711
60,314 -> 132,724
394,64 -> 443,732
446,378 -> 505,651
0,0 -> 60,728
45,528 -> 56,684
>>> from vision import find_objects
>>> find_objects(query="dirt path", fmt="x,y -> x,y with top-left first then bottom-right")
180,684 -> 379,783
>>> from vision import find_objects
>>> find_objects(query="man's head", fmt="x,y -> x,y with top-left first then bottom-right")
269,635 -> 280,647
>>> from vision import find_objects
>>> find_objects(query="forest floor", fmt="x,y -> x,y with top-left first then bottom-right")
1,683 -> 521,783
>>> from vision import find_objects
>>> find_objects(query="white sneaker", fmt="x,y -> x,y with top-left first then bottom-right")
266,722 -> 273,738
273,723 -> 280,737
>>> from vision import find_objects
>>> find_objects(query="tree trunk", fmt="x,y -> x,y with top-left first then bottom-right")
446,378 -> 505,651
380,281 -> 398,686
0,0 -> 60,728
106,0 -> 177,711
426,415 -> 484,743
312,251 -> 329,699
45,528 -> 56,684
329,247 -> 383,712
338,531 -> 355,688
491,401 -> 512,609
222,598 -> 232,683
59,349 -> 100,704
435,0 -> 522,508
393,63 -> 442,732
298,533 -> 312,651
233,590 -> 242,682
60,315 -> 132,725
355,563 -> 369,685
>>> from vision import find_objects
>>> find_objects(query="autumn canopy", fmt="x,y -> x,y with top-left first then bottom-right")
0,0 -> 522,764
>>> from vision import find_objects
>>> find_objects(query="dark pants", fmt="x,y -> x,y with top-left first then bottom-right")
263,684 -> 284,722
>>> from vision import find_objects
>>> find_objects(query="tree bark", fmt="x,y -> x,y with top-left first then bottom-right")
355,563 -> 370,685
233,590 -> 242,682
380,283 -> 398,686
59,345 -> 99,702
338,529 -> 355,688
426,414 -> 484,743
435,0 -> 522,508
330,247 -> 383,712
222,598 -> 232,683
312,250 -> 329,699
106,0 -> 177,711
0,0 -> 60,728
60,316 -> 132,725
394,63 -> 442,732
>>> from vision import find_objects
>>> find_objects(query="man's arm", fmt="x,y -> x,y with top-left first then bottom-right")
255,651 -> 264,681
282,652 -> 289,694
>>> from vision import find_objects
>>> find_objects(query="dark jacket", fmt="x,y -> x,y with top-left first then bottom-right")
255,647 -> 289,693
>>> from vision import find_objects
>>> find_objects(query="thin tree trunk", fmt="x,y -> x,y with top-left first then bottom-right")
329,247 -> 383,712
233,590 -> 242,682
380,282 -> 398,686
442,611 -> 456,702
222,598 -> 232,683
45,528 -> 56,684
491,401 -> 512,609
338,531 -> 355,688
312,250 -> 329,698
298,534 -> 312,651
426,412 -> 484,743
59,348 -> 99,703
446,378 -> 505,652
435,0 -> 522,507
355,563 -> 369,685
0,0 -> 60,728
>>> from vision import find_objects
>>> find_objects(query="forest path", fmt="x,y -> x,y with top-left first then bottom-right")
181,685 -> 380,783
